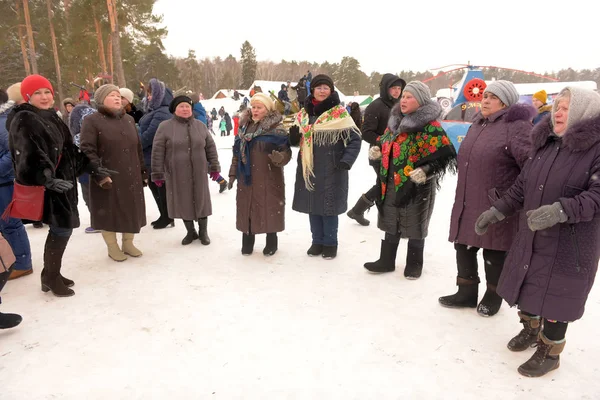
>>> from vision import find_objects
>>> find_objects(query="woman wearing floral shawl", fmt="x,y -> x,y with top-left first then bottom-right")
364,81 -> 456,278
289,75 -> 362,260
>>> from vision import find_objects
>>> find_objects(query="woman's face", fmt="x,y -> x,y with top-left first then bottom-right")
313,84 -> 331,102
29,88 -> 54,110
400,91 -> 420,114
481,91 -> 506,117
65,104 -> 74,113
532,97 -> 544,109
175,102 -> 193,118
251,101 -> 269,121
103,91 -> 122,111
553,98 -> 570,136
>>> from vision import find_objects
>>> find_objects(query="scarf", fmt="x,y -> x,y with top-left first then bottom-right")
379,115 -> 456,206
294,104 -> 360,190
234,115 -> 288,185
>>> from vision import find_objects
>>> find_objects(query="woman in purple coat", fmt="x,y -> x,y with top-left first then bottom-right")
476,87 -> 600,377
440,81 -> 535,316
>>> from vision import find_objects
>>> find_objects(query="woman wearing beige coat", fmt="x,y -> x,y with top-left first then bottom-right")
151,96 -> 220,246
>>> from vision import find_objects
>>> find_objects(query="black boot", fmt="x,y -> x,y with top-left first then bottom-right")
508,312 -> 542,352
477,283 -> 503,317
242,233 -> 255,255
518,333 -> 565,377
477,249 -> 506,316
404,240 -> 424,279
263,233 -> 278,256
0,311 -> 22,329
182,220 -> 199,245
307,244 -> 323,256
41,233 -> 75,297
151,218 -> 160,226
438,277 -> 479,308
198,218 -> 210,245
364,240 -> 399,273
346,194 -> 374,226
153,217 -> 175,229
322,245 -> 337,260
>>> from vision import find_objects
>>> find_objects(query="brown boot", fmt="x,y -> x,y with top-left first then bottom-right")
101,231 -> 127,262
40,233 -> 75,297
8,268 -> 33,280
508,312 -> 542,352
122,233 -> 143,257
517,333 -> 565,377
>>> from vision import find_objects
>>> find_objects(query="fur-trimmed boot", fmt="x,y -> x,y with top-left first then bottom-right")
364,240 -> 399,273
508,312 -> 542,352
518,333 -> 565,377
122,233 -> 143,257
347,194 -> 374,226
101,231 -> 127,262
41,234 -> 75,297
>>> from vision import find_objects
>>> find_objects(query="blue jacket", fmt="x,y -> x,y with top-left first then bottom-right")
0,102 -> 15,185
139,79 -> 173,168
278,89 -> 290,102
193,102 -> 207,124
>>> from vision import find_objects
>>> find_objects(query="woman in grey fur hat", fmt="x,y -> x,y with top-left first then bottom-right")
364,81 -> 456,279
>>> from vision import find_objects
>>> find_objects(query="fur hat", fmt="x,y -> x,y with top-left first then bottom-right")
554,87 -> 600,132
94,84 -> 120,106
532,90 -> 547,104
169,95 -> 193,113
21,74 -> 54,101
63,97 -> 76,107
7,83 -> 23,103
404,81 -> 432,106
310,74 -> 334,93
485,80 -> 519,107
250,93 -> 274,111
119,88 -> 134,104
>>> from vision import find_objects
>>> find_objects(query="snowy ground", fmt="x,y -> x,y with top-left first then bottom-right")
1,138 -> 599,399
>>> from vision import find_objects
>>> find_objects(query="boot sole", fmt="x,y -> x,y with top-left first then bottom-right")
109,256 -> 128,262
123,253 -> 142,257
438,302 -> 477,309
517,360 -> 560,377
41,284 -> 75,297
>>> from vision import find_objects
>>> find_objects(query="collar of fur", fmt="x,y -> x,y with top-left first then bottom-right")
538,104 -> 552,114
474,103 -> 536,124
239,108 -> 283,131
148,78 -> 166,110
388,101 -> 442,133
532,113 -> 600,152
98,105 -> 125,118
0,101 -> 15,116
305,92 -> 341,117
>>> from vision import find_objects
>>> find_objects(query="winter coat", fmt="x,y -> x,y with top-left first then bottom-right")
0,101 -> 16,185
80,107 -> 147,233
224,113 -> 232,131
193,102 -> 207,125
233,115 -> 240,136
290,92 -> 362,216
533,104 -> 552,125
278,88 -> 290,102
362,73 -> 404,166
126,104 -> 145,124
494,113 -> 600,322
151,116 -> 219,220
229,109 -> 291,234
350,103 -> 362,129
220,119 -> 226,131
211,109 -> 218,120
448,104 -> 535,251
376,101 -> 456,239
295,79 -> 308,103
69,103 -> 98,186
139,79 -> 174,168
7,103 -> 89,229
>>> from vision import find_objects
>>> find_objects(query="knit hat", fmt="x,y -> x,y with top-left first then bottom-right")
169,95 -> 193,113
63,97 -> 75,107
21,74 -> 54,101
553,87 -> 600,132
310,74 -> 334,93
404,81 -> 432,106
484,80 -> 519,107
532,90 -> 547,104
119,88 -> 134,104
7,83 -> 23,103
250,93 -> 274,111
94,84 -> 120,106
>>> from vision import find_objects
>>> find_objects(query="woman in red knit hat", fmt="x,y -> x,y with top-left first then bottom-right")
7,74 -> 114,297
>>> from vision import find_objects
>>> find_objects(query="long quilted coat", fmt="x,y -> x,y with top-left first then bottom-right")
448,103 -> 534,251
494,114 -> 600,322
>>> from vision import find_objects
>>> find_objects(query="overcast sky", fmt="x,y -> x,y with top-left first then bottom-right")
154,0 -> 597,76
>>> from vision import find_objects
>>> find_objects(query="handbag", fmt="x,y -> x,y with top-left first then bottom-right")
1,155 -> 61,222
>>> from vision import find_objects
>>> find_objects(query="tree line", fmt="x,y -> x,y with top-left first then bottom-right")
1,1 -> 599,103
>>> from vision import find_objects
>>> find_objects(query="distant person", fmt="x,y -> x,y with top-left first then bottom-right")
278,84 -> 291,115
190,93 -> 207,124
532,90 -> 552,125
210,107 -> 218,120
294,77 -> 308,108
120,88 -> 144,124
349,102 -> 362,129
219,116 -> 227,136
62,98 -> 76,125
218,106 -> 225,117
224,112 -> 232,136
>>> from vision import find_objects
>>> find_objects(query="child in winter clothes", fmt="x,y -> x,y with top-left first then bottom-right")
220,117 -> 227,136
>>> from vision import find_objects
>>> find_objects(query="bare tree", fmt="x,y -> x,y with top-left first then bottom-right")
21,0 -> 38,74
106,0 -> 125,85
15,0 -> 31,75
46,0 -> 64,102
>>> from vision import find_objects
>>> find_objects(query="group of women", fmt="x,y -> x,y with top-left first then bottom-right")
1,72 -> 599,379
